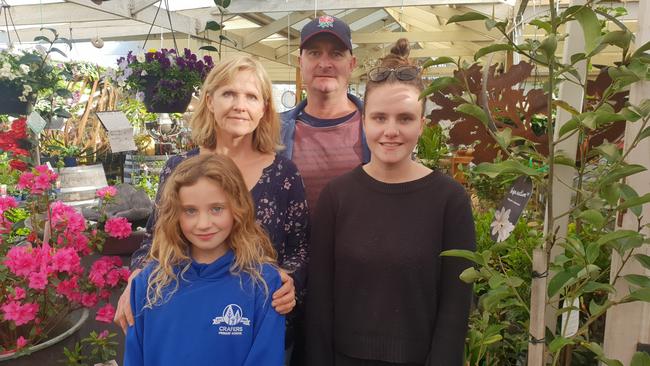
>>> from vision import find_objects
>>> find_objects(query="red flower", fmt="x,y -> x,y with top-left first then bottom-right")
9,159 -> 28,171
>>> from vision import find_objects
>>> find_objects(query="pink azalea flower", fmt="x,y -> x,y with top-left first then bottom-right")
95,303 -> 115,323
81,292 -> 98,308
105,269 -> 123,287
0,196 -> 18,212
1,301 -> 39,326
98,330 -> 109,339
49,201 -> 86,234
9,287 -> 26,301
28,271 -> 48,290
96,186 -> 118,199
16,336 -> 28,349
51,248 -> 81,273
4,246 -> 37,277
104,217 -> 132,239
16,172 -> 34,190
56,276 -> 79,301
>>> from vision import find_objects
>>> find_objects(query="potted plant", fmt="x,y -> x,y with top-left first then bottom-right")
0,165 -> 131,362
0,28 -> 72,116
111,48 -> 214,113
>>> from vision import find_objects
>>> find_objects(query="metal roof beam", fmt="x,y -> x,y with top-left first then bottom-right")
227,0 -> 514,13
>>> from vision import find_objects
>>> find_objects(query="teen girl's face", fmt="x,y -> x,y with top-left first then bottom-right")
179,177 -> 234,264
207,70 -> 266,142
363,84 -> 425,168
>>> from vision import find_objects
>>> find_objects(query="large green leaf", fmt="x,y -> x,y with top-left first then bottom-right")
473,160 -> 541,178
619,183 -> 642,217
638,126 -> 650,142
440,249 -> 485,266
583,281 -> 615,294
572,6 -> 602,55
33,35 -> 51,44
600,164 -> 647,186
420,76 -> 458,98
446,12 -> 489,25
205,21 -> 222,31
578,209 -> 605,227
618,193 -> 650,212
55,37 -> 73,50
548,268 -> 578,297
530,19 -> 551,33
549,336 -> 574,353
219,34 -> 237,47
539,34 -> 557,60
624,275 -> 650,289
422,56 -> 455,69
634,254 -> 650,271
474,44 -> 514,61
199,45 -> 219,52
631,352 -> 650,366
558,117 -> 579,137
455,103 -> 489,125
632,40 -> 650,58
597,30 -> 633,50
596,230 -> 641,246
626,288 -> 650,302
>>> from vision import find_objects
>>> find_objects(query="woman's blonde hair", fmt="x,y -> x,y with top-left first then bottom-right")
190,56 -> 281,153
145,154 -> 277,308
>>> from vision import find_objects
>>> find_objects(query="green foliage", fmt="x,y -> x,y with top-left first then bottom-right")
61,331 -> 118,366
426,2 -> 650,364
416,124 -> 448,169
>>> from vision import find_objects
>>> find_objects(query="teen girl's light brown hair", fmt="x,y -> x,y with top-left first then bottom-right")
363,38 -> 426,116
190,56 -> 282,153
144,154 -> 277,308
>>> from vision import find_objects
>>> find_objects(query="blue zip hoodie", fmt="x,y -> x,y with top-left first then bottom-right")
124,250 -> 285,366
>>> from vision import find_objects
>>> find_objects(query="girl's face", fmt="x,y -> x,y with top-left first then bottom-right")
207,70 -> 266,142
363,84 -> 425,168
178,177 -> 234,264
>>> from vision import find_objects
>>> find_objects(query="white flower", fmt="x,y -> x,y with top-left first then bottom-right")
22,84 -> 32,96
491,207 -> 515,242
141,70 -> 147,76
18,96 -> 27,102
136,53 -> 145,63
19,64 -> 30,74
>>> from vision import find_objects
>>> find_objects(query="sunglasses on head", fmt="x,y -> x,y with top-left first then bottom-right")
368,66 -> 421,82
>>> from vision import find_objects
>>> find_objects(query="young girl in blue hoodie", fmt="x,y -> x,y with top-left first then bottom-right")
124,154 -> 284,366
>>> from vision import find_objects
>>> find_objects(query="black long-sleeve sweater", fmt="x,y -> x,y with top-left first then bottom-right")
306,166 -> 476,366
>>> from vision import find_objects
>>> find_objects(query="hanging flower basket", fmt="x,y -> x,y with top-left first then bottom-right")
0,84 -> 31,115
142,76 -> 193,113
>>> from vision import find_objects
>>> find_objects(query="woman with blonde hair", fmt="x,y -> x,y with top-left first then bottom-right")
124,154 -> 284,366
117,56 -> 308,350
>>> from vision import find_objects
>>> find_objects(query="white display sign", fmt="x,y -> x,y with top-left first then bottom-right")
96,111 -> 138,153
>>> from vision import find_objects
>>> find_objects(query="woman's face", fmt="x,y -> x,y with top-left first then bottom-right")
207,70 -> 266,142
363,84 -> 424,167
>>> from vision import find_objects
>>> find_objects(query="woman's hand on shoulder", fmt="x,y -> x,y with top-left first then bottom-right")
114,268 -> 142,334
271,269 -> 295,315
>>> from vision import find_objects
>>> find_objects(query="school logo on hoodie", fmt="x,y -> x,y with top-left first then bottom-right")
212,304 -> 250,335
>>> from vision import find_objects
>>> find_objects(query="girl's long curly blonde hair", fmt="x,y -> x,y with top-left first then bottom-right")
144,154 -> 277,308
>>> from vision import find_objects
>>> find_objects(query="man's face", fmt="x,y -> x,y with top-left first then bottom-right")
299,34 -> 356,96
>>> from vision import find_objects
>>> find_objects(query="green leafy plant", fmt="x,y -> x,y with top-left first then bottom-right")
423,2 -> 650,365
61,330 -> 118,366
199,0 -> 237,60
0,28 -> 73,117
416,124 -> 448,169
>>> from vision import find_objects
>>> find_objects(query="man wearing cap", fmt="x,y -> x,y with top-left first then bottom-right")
279,15 -> 369,212
279,15 -> 369,365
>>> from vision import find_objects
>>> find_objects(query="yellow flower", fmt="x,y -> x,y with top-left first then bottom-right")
148,48 -> 157,53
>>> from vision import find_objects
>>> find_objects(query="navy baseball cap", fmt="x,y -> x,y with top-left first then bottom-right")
300,15 -> 352,51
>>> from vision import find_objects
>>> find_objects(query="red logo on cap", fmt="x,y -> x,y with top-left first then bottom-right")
318,15 -> 335,28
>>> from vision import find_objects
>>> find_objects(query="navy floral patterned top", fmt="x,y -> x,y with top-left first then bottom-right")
131,148 -> 310,301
